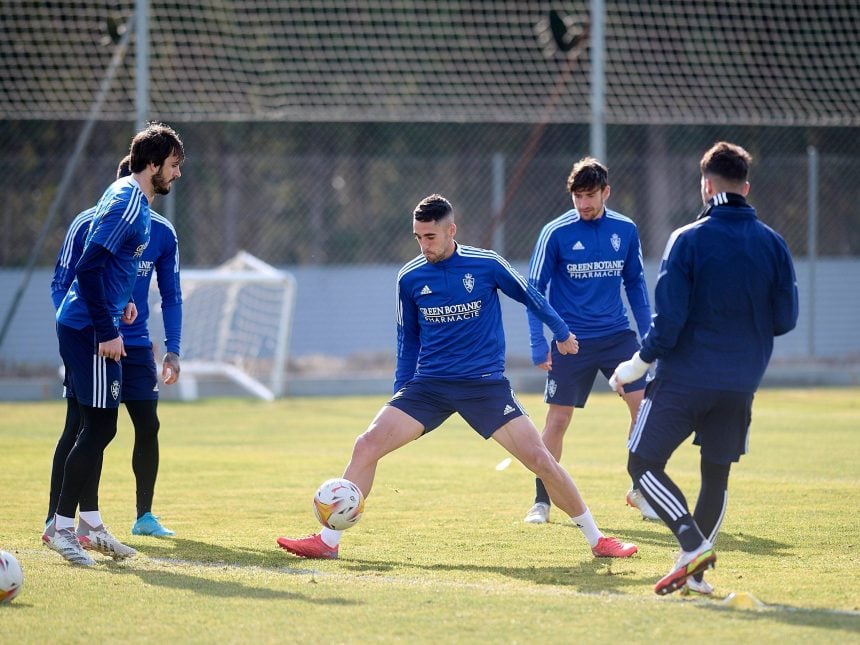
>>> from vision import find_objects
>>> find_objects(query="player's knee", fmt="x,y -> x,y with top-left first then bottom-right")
700,458 -> 731,489
127,401 -> 160,440
526,446 -> 560,480
545,407 -> 573,434
134,416 -> 160,441
627,452 -> 661,485
351,430 -> 384,463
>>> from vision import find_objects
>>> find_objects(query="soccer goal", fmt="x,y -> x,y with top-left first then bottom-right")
151,251 -> 297,401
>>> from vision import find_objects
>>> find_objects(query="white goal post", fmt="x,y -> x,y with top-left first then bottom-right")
150,251 -> 297,401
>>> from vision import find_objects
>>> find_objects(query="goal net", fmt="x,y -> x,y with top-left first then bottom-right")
150,251 -> 297,401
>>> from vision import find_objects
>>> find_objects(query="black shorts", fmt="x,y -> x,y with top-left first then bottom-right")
545,330 -> 645,407
64,343 -> 158,402
627,378 -> 754,465
387,377 -> 527,439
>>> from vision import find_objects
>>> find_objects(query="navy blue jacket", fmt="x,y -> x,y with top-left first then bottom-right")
640,193 -> 798,392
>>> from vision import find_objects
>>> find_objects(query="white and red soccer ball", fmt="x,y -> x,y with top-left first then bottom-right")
313,478 -> 365,530
0,551 -> 23,604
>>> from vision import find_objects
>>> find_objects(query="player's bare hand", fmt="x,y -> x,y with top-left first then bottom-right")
555,333 -> 579,355
162,352 -> 181,385
121,302 -> 138,325
536,350 -> 552,371
98,336 -> 126,362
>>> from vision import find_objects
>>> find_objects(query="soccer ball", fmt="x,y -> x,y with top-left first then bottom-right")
0,551 -> 23,604
313,478 -> 365,530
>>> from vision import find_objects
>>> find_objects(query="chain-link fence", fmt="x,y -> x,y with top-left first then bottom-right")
1,2 -> 858,391
1,120 -> 857,267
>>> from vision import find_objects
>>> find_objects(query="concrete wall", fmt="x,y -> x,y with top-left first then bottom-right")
1,258 -> 858,399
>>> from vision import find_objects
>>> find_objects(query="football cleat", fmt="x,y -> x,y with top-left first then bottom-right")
42,524 -> 96,567
523,502 -> 550,524
77,521 -> 137,560
682,575 -> 715,596
654,542 -> 716,596
591,536 -> 638,558
626,488 -> 661,521
277,533 -> 338,559
132,512 -> 176,537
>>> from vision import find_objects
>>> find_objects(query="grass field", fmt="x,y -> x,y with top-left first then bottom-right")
1,388 -> 859,643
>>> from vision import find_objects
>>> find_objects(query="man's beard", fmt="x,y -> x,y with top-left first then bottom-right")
152,171 -> 172,195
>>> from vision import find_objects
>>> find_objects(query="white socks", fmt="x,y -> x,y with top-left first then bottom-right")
79,511 -> 103,528
320,528 -> 342,547
570,509 -> 603,548
54,514 -> 75,531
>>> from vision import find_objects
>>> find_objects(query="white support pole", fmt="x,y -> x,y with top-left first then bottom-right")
807,146 -> 818,358
135,0 -> 149,131
589,0 -> 606,162
491,153 -> 505,254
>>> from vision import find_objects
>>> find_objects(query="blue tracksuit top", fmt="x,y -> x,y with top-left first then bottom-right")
56,176 -> 151,339
527,207 -> 651,364
52,206 -> 183,355
395,243 -> 571,392
640,193 -> 798,392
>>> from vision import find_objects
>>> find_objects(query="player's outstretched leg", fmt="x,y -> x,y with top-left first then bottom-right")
495,417 -> 637,558
277,405 -> 423,560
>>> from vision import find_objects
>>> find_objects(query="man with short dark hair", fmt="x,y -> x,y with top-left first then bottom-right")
278,194 -> 639,561
611,141 -> 798,595
523,157 -> 657,525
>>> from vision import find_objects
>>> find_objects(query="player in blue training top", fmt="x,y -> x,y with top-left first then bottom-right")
611,141 -> 798,596
43,123 -> 184,566
523,157 -> 659,525
47,154 -> 182,540
277,194 -> 639,561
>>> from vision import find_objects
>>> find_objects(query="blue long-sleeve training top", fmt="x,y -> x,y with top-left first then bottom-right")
527,207 -> 651,364
53,179 -> 182,355
395,243 -> 571,392
640,192 -> 798,392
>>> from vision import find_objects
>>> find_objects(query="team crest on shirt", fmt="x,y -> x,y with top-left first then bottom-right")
610,233 -> 621,252
111,380 -> 120,400
546,379 -> 557,399
463,273 -> 474,293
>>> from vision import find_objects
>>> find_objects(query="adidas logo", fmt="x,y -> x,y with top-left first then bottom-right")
572,241 -> 585,250
420,285 -> 432,295
503,404 -> 516,415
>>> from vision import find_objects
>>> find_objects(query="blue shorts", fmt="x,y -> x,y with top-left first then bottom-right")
387,377 -> 526,439
58,323 -> 122,409
627,378 -> 754,465
545,330 -> 645,407
119,345 -> 159,401
63,342 -> 158,403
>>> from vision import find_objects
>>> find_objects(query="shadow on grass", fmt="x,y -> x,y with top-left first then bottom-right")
99,537 -> 360,605
698,600 -> 860,636
129,537 -> 285,567
597,523 -> 794,556
340,555 -> 644,595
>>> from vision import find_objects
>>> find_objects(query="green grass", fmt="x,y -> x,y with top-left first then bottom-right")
1,388 -> 859,643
